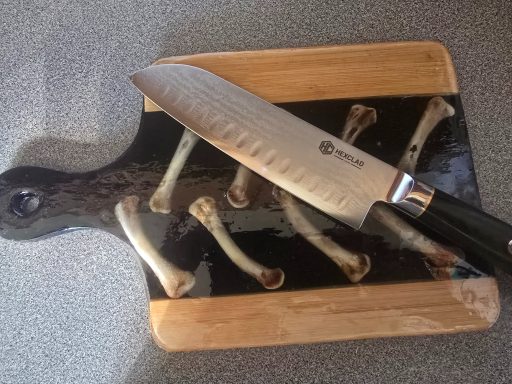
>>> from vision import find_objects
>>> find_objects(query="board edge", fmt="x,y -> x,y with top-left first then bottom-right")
144,40 -> 459,111
149,277 -> 499,352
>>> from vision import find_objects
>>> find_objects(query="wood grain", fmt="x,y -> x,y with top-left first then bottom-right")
150,277 -> 499,351
145,41 -> 458,111
146,41 -> 499,351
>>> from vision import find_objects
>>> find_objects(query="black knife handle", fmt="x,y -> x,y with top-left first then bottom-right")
404,187 -> 512,273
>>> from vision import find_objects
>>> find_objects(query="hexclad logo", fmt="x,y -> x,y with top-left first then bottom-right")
319,140 -> 335,155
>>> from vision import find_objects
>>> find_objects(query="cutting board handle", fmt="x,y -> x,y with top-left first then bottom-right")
0,166 -> 103,240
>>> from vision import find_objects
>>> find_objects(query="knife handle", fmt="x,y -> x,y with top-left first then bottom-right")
400,186 -> 512,273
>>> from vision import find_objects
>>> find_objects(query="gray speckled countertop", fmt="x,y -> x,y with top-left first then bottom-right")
1,1 -> 511,383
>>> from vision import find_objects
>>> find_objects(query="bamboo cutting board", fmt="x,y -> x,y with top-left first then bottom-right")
0,42 -> 498,352
145,42 -> 499,351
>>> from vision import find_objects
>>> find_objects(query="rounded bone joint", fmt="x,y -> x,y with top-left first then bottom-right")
150,128 -> 200,214
115,195 -> 195,298
339,104 -> 377,144
275,187 -> 370,283
227,164 -> 253,209
189,196 -> 284,289
397,96 -> 455,174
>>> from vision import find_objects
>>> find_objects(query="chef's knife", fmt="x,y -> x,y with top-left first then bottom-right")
131,64 -> 512,273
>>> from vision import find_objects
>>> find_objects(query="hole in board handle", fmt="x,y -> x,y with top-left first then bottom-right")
10,191 -> 43,217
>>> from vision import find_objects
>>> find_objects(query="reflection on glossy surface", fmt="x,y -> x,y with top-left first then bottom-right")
0,95 -> 491,298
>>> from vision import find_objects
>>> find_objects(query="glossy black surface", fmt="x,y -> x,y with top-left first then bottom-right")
0,95 -> 492,298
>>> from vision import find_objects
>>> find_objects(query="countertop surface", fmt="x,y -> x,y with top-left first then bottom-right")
0,1 -> 511,383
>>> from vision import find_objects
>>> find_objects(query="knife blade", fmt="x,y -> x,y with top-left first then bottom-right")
131,64 -> 512,274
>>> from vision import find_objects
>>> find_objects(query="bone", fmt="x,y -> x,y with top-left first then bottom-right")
369,97 -> 462,279
371,203 -> 459,278
189,196 -> 284,289
227,164 -> 253,209
339,104 -> 377,143
275,187 -> 370,283
270,104 -> 375,282
150,128 -> 200,214
115,195 -> 195,298
397,96 -> 455,174
337,101 -> 459,279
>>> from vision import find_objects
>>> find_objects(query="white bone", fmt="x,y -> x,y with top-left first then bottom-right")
275,188 -> 370,283
272,104 -> 375,283
189,196 -> 284,289
340,104 -> 377,143
227,164 -> 253,208
338,101 -> 459,279
115,195 -> 195,298
150,129 -> 200,214
371,204 -> 458,279
369,97 -> 461,279
397,97 -> 455,174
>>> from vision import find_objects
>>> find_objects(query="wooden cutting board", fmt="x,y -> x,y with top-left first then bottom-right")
0,41 -> 497,352
145,42 -> 499,351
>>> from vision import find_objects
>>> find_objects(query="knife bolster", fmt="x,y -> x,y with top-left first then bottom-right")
389,174 -> 434,217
